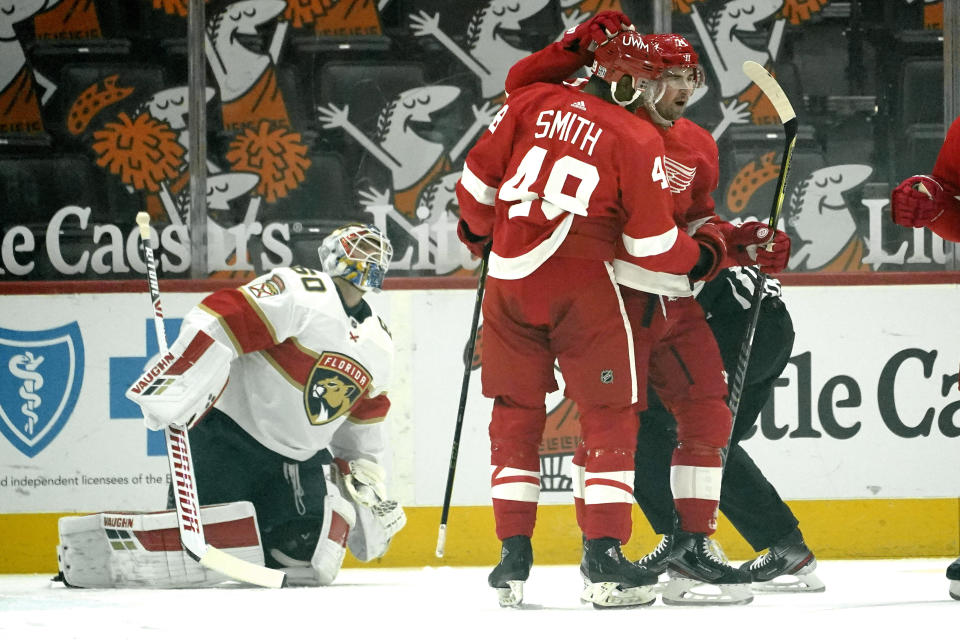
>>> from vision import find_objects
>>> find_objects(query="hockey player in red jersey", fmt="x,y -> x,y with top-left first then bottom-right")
505,14 -> 806,605
891,116 -> 960,242
114,224 -> 406,588
890,116 -> 960,600
456,29 -> 731,608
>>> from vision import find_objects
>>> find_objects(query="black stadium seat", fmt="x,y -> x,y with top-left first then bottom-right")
259,150 -> 360,226
45,63 -> 167,151
899,123 -> 947,183
719,125 -> 827,222
314,61 -> 427,173
0,153 -> 112,279
898,57 -> 943,129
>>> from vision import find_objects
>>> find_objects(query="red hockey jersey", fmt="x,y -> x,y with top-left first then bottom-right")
456,81 -> 699,281
926,116 -> 960,242
505,42 -> 728,295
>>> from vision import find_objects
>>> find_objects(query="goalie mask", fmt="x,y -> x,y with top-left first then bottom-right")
591,31 -> 665,106
318,224 -> 393,293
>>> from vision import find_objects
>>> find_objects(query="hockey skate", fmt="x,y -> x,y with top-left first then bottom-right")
662,532 -> 753,606
488,535 -> 533,607
634,534 -> 673,592
580,537 -> 658,608
947,556 -> 960,601
741,529 -> 824,593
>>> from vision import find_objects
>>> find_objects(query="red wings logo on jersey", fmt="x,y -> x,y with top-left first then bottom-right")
664,156 -> 697,195
304,352 -> 373,425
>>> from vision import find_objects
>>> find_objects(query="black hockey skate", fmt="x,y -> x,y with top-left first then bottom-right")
580,537 -> 658,608
663,532 -> 753,606
488,535 -> 532,607
947,556 -> 960,601
634,534 -> 674,592
740,528 -> 824,593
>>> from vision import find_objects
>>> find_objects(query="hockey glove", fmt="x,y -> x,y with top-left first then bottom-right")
457,219 -> 491,259
560,10 -> 633,54
334,458 -> 388,508
371,499 -> 407,539
125,331 -> 232,430
726,221 -> 791,273
688,222 -> 729,282
890,174 -> 955,229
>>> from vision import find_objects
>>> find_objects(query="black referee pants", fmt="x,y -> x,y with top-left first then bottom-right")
634,297 -> 799,551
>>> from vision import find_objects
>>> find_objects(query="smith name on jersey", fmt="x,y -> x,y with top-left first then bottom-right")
177,266 -> 393,463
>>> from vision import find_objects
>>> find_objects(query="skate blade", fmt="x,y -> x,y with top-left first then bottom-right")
752,571 -> 825,593
662,577 -> 753,606
581,581 -> 656,608
494,580 -> 524,608
950,580 -> 960,601
652,572 -> 669,594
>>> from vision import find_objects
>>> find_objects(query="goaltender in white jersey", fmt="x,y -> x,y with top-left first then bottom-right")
58,224 -> 406,589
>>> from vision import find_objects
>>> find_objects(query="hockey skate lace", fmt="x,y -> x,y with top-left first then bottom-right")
642,535 -> 671,563
703,538 -> 730,568
750,550 -> 774,570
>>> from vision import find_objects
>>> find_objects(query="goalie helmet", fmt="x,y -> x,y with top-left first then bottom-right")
591,31 -> 665,106
318,224 -> 393,293
648,33 -> 705,90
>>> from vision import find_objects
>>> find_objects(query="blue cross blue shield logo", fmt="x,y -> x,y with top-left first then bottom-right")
0,323 -> 84,457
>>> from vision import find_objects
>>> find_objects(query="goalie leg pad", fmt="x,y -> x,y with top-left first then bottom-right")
313,493 -> 356,585
57,502 -> 264,588
265,492 -> 357,586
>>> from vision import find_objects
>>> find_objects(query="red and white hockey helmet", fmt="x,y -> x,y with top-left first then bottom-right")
647,33 -> 705,90
319,223 -> 393,292
590,31 -> 665,105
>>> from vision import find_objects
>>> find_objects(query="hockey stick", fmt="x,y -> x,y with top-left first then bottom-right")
726,62 -> 798,424
436,249 -> 489,558
135,212 -> 286,588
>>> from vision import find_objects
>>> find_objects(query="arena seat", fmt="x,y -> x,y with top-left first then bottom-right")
314,60 -> 427,173
258,150 -> 360,226
45,63 -> 168,151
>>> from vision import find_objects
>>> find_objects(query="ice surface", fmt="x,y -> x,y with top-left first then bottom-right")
1,558 -> 956,638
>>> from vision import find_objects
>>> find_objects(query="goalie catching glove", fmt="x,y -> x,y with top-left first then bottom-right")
124,330 -> 232,430
333,457 -> 406,541
890,174 -> 957,229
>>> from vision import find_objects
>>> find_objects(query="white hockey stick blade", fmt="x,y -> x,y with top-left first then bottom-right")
742,61 -> 796,125
200,546 -> 287,588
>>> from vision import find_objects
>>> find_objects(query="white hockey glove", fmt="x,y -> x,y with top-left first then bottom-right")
371,499 -> 407,539
125,331 -> 232,430
334,457 -> 388,507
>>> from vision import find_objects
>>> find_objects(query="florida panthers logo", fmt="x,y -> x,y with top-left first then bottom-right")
304,352 -> 372,425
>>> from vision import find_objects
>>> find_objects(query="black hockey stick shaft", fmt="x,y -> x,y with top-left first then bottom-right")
727,117 -> 798,423
436,250 -> 489,558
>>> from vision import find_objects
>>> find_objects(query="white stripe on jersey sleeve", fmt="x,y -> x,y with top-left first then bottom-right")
459,162 -> 498,206
621,225 -> 679,257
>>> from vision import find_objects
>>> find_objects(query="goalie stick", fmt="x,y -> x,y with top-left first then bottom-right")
134,212 -> 286,588
436,249 -> 489,558
726,61 -> 798,425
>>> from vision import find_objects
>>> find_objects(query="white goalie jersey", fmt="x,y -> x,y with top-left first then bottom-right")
178,265 -> 394,465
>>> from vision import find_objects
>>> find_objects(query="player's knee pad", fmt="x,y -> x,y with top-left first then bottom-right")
670,397 -> 732,450
313,493 -> 357,585
57,502 -> 264,588
490,396 -> 546,468
264,493 -> 357,586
